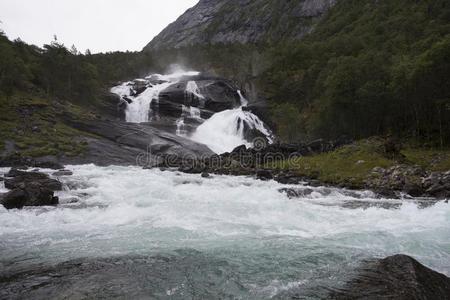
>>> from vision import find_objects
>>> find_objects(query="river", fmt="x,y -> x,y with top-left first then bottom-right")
1,165 -> 449,298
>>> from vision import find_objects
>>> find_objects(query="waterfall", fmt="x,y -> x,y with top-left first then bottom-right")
176,81 -> 206,137
185,80 -> 206,108
176,118 -> 187,137
131,81 -> 173,123
112,71 -> 273,153
176,105 -> 203,137
111,71 -> 200,123
191,88 -> 272,154
186,81 -> 204,100
237,90 -> 248,107
191,108 -> 272,154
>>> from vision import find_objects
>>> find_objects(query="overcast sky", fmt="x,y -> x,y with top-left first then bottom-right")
0,0 -> 198,53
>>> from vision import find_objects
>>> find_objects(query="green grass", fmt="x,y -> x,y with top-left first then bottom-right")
0,92 -> 89,158
403,148 -> 450,172
266,138 -> 450,188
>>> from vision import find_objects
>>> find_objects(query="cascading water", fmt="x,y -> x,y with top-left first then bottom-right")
112,70 -> 273,153
237,90 -> 248,106
176,105 -> 203,136
191,90 -> 273,153
191,108 -> 273,153
186,80 -> 205,103
111,71 -> 200,123
175,81 -> 205,137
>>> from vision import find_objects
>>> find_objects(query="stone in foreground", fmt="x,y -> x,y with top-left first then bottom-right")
1,169 -> 61,209
330,254 -> 450,299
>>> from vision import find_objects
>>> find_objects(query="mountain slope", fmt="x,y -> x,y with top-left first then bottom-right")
144,0 -> 336,51
144,0 -> 450,145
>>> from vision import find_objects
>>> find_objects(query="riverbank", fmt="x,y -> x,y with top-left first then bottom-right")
169,137 -> 450,200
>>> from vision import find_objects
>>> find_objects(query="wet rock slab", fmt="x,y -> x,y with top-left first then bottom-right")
329,254 -> 450,299
0,250 -> 243,300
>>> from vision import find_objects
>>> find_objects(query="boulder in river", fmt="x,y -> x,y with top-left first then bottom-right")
256,169 -> 273,181
4,169 -> 62,191
1,184 -> 59,209
330,254 -> 450,299
1,169 -> 61,209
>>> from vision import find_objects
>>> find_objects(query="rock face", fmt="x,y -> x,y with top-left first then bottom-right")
62,117 -> 214,167
0,252 -> 244,299
155,76 -> 240,118
168,139 -> 351,177
368,166 -> 450,199
330,254 -> 450,299
144,0 -> 336,51
423,171 -> 450,199
1,169 -> 61,209
0,155 -> 64,170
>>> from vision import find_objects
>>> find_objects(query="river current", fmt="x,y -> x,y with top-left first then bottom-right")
1,165 -> 449,298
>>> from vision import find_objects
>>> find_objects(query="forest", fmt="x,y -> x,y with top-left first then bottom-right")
0,31 -> 153,106
264,0 -> 450,146
1,0 -> 449,147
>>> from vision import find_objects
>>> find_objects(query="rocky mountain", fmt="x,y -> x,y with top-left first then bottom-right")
144,0 -> 336,51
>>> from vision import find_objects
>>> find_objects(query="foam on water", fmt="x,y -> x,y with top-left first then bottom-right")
0,166 -> 449,269
191,108 -> 273,153
0,165 -> 449,297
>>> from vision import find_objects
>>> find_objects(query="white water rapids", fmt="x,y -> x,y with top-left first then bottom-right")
32,69 -> 448,298
0,165 -> 449,298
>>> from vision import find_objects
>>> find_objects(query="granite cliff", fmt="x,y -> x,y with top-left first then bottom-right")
144,0 -> 336,51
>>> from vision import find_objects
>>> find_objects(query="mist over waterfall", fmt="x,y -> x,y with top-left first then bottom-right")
111,69 -> 273,153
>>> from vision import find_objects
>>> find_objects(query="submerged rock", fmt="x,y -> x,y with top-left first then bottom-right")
330,254 -> 450,299
0,251 -> 244,299
279,187 -> 315,198
52,170 -> 73,177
